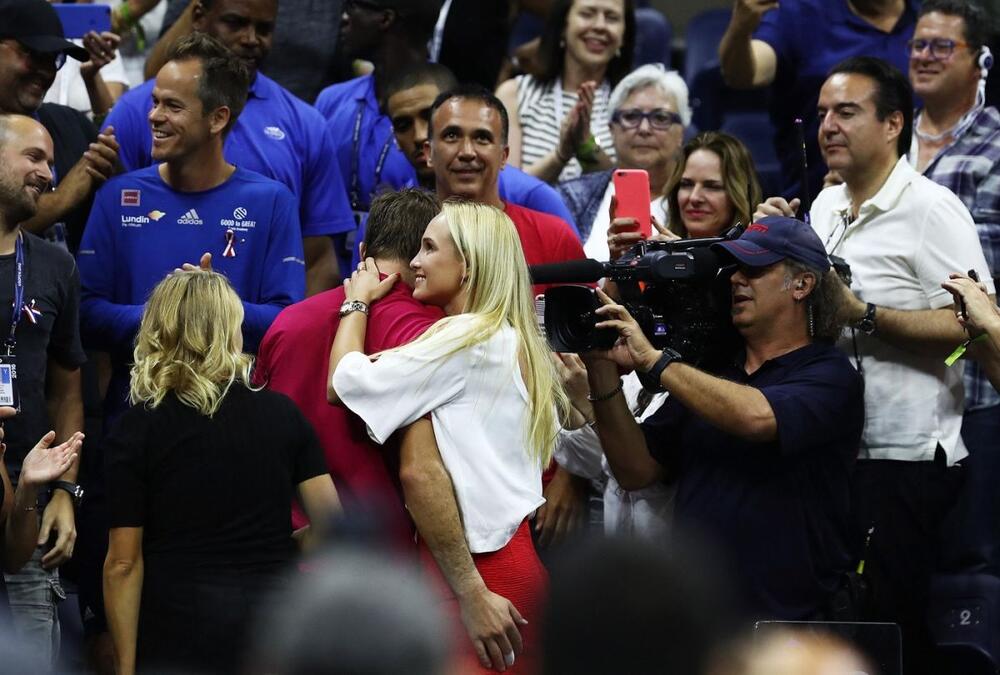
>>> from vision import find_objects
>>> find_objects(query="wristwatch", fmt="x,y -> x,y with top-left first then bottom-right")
339,300 -> 369,318
636,348 -> 683,393
52,481 -> 84,507
856,302 -> 877,335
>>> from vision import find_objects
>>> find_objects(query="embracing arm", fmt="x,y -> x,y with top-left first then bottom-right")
327,261 -> 400,404
104,527 -> 144,675
399,418 -> 526,672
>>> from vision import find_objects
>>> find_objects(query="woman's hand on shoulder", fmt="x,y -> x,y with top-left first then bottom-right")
344,257 -> 399,306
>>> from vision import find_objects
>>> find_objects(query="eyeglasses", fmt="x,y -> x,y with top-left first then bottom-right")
2,40 -> 66,70
907,38 -> 969,60
343,0 -> 387,13
611,108 -> 682,130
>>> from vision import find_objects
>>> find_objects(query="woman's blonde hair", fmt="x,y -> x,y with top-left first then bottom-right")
389,199 -> 570,465
130,270 -> 254,416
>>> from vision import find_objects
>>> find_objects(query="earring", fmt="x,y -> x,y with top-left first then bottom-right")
807,303 -> 815,337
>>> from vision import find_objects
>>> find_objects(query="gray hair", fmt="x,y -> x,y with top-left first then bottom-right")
608,64 -> 691,127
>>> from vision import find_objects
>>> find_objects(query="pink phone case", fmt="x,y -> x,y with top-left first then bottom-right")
612,169 -> 652,238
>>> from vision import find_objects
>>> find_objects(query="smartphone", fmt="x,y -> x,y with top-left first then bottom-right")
52,4 -> 111,39
612,169 -> 652,239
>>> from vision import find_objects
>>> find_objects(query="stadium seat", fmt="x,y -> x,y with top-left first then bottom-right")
720,112 -> 782,199
928,573 -> 1000,675
634,7 -> 672,69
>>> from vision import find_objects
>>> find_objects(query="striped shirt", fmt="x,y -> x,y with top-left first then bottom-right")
913,105 -> 1000,411
514,74 -> 616,182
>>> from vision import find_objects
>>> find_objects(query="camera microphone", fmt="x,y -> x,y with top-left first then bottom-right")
529,258 -> 609,284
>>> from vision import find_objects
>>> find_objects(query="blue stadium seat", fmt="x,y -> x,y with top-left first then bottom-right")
634,7 -> 672,69
928,573 -> 1000,675
720,112 -> 781,199
684,9 -> 770,134
683,8 -> 732,87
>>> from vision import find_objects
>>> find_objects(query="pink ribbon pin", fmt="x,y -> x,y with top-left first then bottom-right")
223,229 -> 237,258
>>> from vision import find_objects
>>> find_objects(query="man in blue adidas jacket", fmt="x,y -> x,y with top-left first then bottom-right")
78,33 -> 303,420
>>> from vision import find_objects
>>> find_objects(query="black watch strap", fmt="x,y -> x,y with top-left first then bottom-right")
636,348 -> 682,393
856,302 -> 877,335
52,480 -> 84,506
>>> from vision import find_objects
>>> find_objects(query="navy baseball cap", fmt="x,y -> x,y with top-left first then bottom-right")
712,216 -> 830,272
0,0 -> 88,62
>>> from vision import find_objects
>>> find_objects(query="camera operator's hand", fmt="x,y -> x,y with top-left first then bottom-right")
754,196 -> 799,220
589,288 -> 662,372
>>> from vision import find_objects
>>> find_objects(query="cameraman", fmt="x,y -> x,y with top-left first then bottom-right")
583,216 -> 864,620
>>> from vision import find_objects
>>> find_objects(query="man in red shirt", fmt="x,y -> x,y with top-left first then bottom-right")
426,84 -> 585,290
256,187 -> 531,671
253,188 -> 442,546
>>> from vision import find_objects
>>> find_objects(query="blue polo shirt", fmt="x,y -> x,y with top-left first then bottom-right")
315,74 -> 416,214
642,341 -> 864,620
754,0 -> 917,200
105,73 -> 354,238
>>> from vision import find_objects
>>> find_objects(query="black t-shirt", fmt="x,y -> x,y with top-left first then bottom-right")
642,341 -> 864,620
36,103 -> 98,253
104,386 -> 327,574
0,233 -> 86,474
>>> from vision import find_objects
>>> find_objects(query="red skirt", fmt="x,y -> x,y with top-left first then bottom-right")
419,520 -> 548,675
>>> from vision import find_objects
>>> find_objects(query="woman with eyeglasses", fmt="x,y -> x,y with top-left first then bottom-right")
496,0 -> 636,185
557,63 -> 690,260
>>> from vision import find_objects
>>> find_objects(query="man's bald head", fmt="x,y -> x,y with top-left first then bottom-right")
0,114 -> 53,229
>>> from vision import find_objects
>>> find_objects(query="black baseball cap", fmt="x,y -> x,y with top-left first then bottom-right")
0,0 -> 88,62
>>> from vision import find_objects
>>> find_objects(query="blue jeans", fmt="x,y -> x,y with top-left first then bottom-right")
3,547 -> 64,671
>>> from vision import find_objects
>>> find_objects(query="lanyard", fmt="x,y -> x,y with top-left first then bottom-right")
349,99 -> 395,212
7,233 -> 25,348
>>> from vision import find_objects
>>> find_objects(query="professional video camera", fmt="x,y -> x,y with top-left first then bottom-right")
530,225 -> 747,363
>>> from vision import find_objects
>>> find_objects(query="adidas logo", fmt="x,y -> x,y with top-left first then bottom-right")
177,209 -> 203,225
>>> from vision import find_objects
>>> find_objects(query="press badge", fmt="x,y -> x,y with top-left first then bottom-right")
0,352 -> 19,410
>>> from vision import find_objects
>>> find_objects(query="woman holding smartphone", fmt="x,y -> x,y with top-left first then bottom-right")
328,199 -> 571,673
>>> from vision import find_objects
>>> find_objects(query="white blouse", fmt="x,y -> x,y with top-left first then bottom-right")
333,324 -> 545,553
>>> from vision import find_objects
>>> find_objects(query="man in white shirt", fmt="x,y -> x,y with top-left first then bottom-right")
758,55 -> 993,675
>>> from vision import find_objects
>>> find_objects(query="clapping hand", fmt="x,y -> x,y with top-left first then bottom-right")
79,31 -> 121,80
21,432 -> 82,489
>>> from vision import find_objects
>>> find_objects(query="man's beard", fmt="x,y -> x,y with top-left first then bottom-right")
0,174 -> 39,228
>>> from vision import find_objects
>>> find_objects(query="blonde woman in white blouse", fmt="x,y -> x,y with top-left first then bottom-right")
328,198 -> 571,674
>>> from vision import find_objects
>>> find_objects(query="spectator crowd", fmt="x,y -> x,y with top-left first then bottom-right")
0,0 -> 999,673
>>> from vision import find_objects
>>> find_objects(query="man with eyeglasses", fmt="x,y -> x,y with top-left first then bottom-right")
558,64 -> 689,260
0,0 -> 120,252
908,0 -> 1000,586
719,0 -> 917,204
